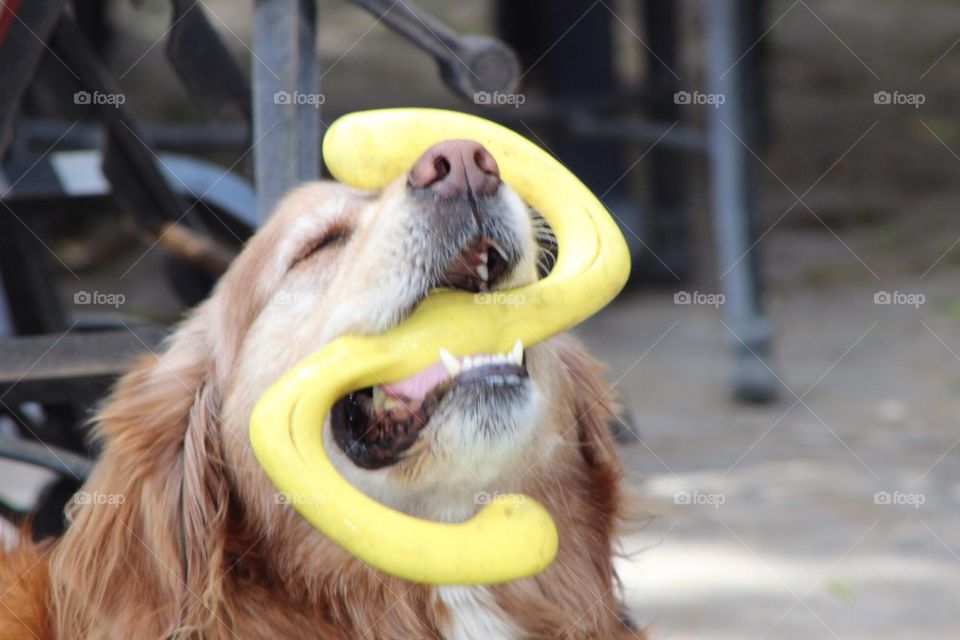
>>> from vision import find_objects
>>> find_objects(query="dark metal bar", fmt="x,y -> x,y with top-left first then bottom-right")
17,119 -> 250,154
347,0 -> 519,99
0,326 -> 167,404
0,205 -> 67,335
165,0 -> 252,122
0,435 -> 92,479
0,0 -> 66,156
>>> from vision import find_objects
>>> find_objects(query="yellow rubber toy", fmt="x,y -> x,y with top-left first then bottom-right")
249,108 -> 630,585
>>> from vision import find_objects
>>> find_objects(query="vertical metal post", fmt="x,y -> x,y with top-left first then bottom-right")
252,0 -> 319,222
704,0 -> 777,402
0,279 -> 13,339
643,0 -> 690,282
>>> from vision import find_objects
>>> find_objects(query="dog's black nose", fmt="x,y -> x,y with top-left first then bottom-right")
407,139 -> 500,198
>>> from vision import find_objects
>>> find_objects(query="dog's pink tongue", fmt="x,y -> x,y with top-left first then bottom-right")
380,362 -> 449,401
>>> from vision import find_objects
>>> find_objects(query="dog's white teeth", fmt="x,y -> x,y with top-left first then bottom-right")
452,347 -> 524,374
477,264 -> 489,282
478,251 -> 488,264
439,348 -> 461,376
511,339 -> 523,366
373,386 -> 387,412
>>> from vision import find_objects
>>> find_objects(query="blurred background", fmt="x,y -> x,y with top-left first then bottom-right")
1,1 -> 959,638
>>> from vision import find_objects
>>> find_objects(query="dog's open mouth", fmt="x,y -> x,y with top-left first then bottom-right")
331,235 -> 527,469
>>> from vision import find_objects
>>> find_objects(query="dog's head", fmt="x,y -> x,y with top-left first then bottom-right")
52,140 -> 630,638
221,140 -> 565,520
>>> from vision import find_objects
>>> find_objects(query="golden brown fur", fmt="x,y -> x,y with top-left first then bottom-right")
0,538 -> 51,639
0,169 -> 641,639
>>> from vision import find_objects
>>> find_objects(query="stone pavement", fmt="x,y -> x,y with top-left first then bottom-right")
579,270 -> 960,639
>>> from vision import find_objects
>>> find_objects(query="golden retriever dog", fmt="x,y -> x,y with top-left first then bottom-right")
0,139 -> 639,639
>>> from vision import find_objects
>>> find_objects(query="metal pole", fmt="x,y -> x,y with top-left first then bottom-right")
252,0 -> 320,222
704,0 -> 777,402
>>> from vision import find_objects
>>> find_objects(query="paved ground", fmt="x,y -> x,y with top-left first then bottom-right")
585,268 -> 960,639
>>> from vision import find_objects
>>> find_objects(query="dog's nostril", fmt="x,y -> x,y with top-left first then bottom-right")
473,147 -> 499,180
433,156 -> 451,181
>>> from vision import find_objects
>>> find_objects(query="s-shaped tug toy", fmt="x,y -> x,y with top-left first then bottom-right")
250,109 -> 630,585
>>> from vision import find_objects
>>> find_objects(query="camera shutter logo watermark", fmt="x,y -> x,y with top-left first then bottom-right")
674,290 -> 725,308
674,90 -> 725,108
873,490 -> 925,509
473,91 -> 526,108
74,90 -> 126,108
674,490 -> 725,508
473,491 -> 526,506
474,291 -> 526,306
873,290 -> 924,308
73,491 -> 125,507
273,90 -> 325,107
74,290 -> 125,308
275,491 -> 325,505
873,90 -> 925,108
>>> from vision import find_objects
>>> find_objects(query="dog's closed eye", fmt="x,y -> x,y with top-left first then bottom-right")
291,226 -> 351,267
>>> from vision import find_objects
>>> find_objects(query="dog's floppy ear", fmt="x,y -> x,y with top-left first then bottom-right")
49,311 -> 231,637
555,337 -> 622,474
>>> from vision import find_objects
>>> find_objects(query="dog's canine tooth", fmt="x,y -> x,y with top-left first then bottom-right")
438,348 -> 461,376
511,339 -> 523,366
477,264 -> 489,282
487,239 -> 508,262
478,251 -> 488,264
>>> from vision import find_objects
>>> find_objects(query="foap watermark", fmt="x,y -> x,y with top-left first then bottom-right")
873,90 -> 925,108
674,290 -> 725,308
474,291 -> 526,306
874,490 -> 925,509
273,90 -> 325,107
275,290 -> 321,306
474,491 -> 526,506
73,490 -> 125,507
674,490 -> 725,509
473,90 -> 526,108
874,290 -> 925,308
74,290 -> 125,308
74,90 -> 126,108
275,491 -> 324,506
674,90 -> 725,108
